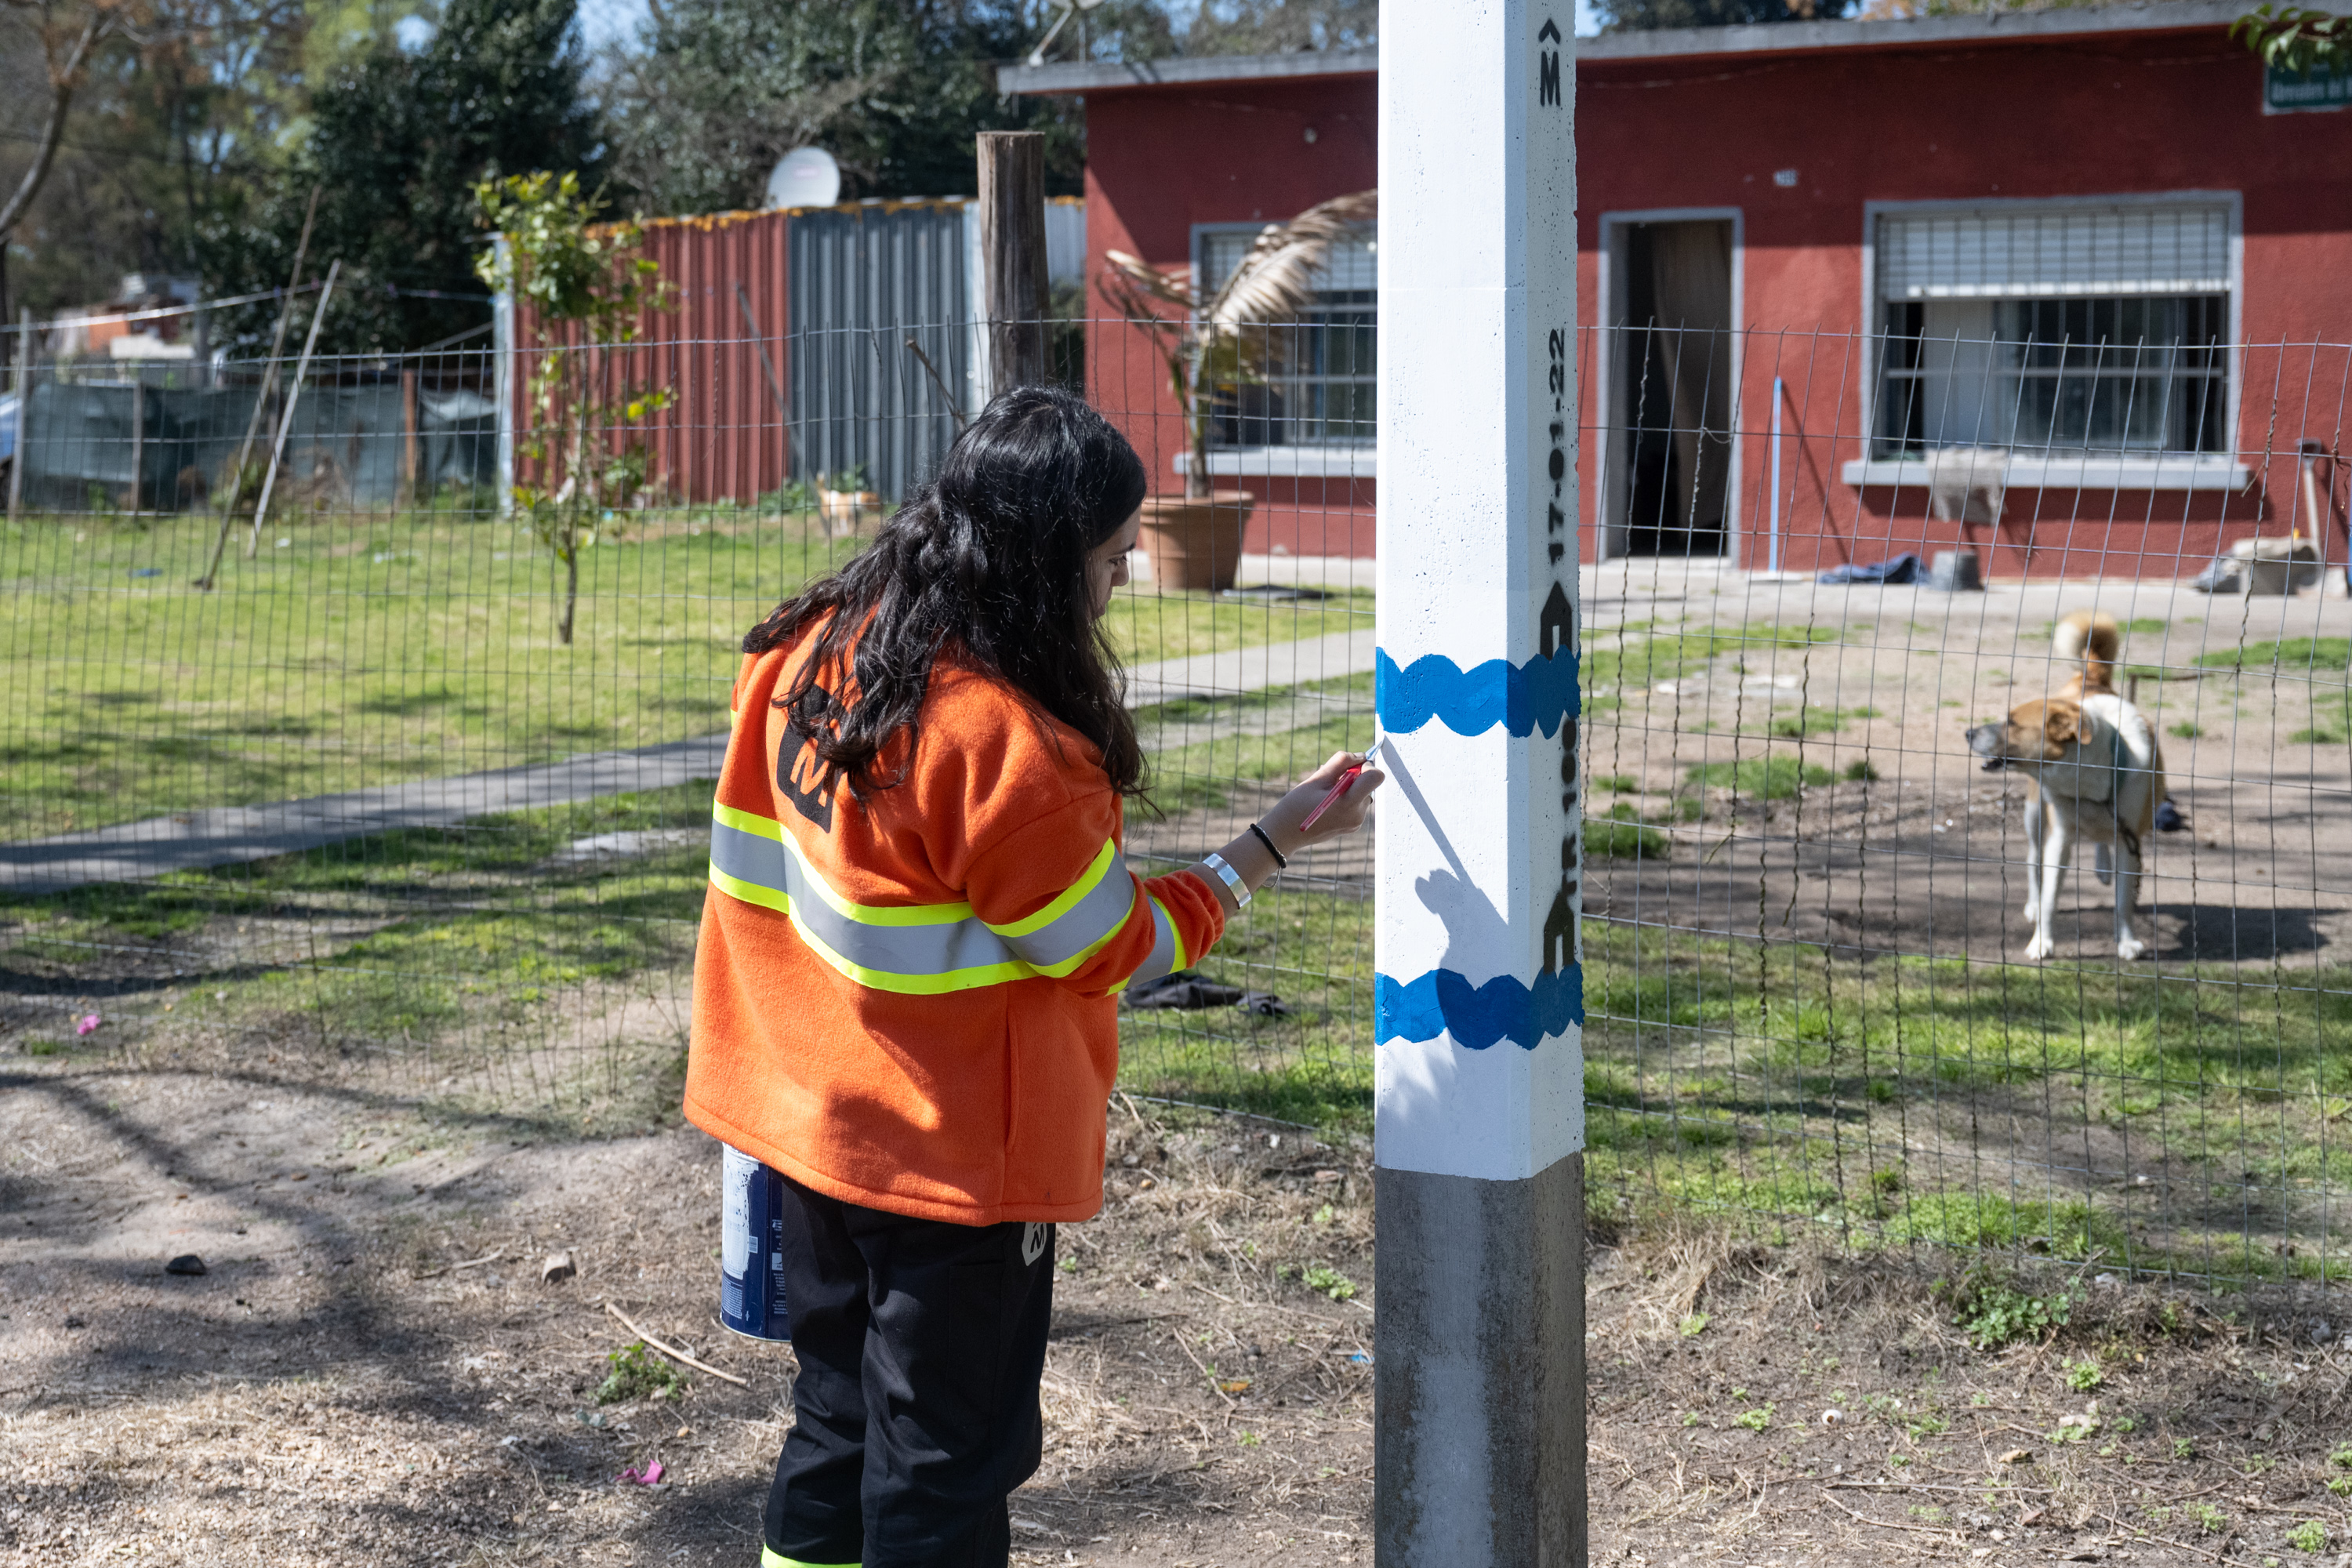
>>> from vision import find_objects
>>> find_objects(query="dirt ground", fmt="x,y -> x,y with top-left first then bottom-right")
1581,563 -> 2352,967
7,1045 -> 2352,1567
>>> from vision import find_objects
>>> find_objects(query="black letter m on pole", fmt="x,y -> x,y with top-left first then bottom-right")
1537,17 -> 1563,106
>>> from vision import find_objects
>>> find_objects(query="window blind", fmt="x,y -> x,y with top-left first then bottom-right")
1876,205 -> 2230,301
1199,230 -> 1377,296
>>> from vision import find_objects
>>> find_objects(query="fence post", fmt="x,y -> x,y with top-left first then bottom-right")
401,368 -> 419,507
1375,2 -> 1585,1564
976,132 -> 1048,397
127,376 -> 143,514
7,308 -> 27,522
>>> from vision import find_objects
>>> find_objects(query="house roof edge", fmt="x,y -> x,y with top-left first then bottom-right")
997,2 -> 2251,95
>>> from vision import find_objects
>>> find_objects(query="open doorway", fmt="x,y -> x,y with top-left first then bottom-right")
1608,217 -> 1736,558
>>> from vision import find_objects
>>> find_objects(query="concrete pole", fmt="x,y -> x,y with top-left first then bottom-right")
1374,2 -> 1584,1564
976,131 -> 1049,396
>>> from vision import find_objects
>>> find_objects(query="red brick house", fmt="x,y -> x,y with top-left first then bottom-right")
1004,0 -> 2352,576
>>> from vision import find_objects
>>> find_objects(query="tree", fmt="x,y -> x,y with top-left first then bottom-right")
474,170 -> 672,646
601,0 -> 918,217
0,0 -> 132,339
1174,0 -> 1374,53
208,0 -> 602,353
1102,189 -> 1375,502
2233,3 -> 2351,75
600,0 -> 1094,216
1594,0 -> 1844,27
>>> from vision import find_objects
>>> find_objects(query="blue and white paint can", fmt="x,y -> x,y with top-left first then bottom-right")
720,1144 -> 791,1341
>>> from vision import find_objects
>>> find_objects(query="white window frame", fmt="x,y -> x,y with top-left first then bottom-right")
1844,191 -> 2249,492
1175,219 -> 1377,478
1592,205 -> 1746,563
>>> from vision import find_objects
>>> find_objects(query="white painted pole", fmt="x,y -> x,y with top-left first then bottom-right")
493,236 -> 516,518
1769,375 -> 1784,575
1376,0 -> 1584,1562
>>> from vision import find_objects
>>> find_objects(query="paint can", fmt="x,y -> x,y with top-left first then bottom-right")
720,1144 -> 792,1341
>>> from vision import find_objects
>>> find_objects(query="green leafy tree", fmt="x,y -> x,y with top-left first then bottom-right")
2233,3 -> 2350,75
210,0 -> 601,353
1594,0 -> 1845,29
474,170 -> 672,646
600,0 -> 1092,215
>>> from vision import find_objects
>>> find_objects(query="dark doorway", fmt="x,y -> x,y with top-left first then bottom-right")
1615,220 -> 1733,558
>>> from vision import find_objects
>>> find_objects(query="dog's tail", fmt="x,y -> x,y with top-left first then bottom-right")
2054,608 -> 2120,693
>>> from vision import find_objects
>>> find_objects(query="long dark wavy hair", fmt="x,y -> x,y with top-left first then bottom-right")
742,385 -> 1151,800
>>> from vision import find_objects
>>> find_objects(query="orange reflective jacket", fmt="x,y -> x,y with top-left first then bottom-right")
685,637 -> 1225,1226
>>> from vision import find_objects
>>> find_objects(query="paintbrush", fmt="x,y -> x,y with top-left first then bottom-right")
1298,725 -> 1385,832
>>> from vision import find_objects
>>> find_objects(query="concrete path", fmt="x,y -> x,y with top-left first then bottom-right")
0,630 -> 1381,895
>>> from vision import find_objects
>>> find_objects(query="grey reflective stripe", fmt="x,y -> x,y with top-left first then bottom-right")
1128,897 -> 1180,987
999,856 -> 1137,971
710,819 -> 1033,989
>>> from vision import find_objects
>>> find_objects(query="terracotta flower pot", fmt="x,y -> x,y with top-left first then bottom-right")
1137,492 -> 1254,593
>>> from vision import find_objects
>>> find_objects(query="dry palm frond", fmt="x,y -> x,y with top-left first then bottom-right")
1203,189 -> 1377,335
1102,249 -> 1195,314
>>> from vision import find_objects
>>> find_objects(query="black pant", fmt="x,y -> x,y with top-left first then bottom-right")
763,1174 -> 1054,1568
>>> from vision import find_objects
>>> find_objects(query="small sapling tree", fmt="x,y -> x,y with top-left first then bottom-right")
474,172 -> 673,645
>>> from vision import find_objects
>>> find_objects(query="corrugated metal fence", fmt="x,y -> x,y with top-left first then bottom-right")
503,197 -> 1086,510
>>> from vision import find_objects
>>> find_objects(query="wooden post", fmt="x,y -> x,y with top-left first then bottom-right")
976,132 -> 1049,397
401,368 -> 419,507
6,308 -> 27,522
126,377 -> 144,514
246,259 -> 341,557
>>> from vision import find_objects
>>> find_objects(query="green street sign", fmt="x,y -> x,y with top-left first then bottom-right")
2266,61 -> 2351,113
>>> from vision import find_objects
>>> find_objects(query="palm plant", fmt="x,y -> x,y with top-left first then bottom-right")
1102,189 -> 1376,502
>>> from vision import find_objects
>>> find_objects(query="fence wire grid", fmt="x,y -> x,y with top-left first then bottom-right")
2,317 -> 2347,1291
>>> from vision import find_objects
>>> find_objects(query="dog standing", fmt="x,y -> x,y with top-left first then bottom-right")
1966,610 -> 2165,961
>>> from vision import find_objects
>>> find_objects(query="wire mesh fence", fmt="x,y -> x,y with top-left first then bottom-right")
2,317 -> 2345,1291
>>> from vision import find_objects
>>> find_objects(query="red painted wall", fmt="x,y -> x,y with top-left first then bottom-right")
1083,73 -> 1381,559
1577,28 -> 2352,576
1075,24 -> 2352,575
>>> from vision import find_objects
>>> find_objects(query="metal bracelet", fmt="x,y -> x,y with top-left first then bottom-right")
1201,850 -> 1250,910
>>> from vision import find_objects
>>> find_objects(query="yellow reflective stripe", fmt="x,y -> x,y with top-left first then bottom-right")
786,912 -> 1035,996
713,803 -> 974,927
710,805 -> 1151,993
1166,897 -> 1190,973
761,1548 -> 858,1568
987,838 -> 1118,938
1023,879 -> 1138,978
710,862 -> 792,917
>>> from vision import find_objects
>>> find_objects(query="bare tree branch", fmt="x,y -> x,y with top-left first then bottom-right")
0,3 -> 118,242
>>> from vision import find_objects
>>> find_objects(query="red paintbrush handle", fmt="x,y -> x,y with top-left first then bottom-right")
1298,764 -> 1365,832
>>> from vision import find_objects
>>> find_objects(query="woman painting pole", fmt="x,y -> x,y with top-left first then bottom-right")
686,385 -> 1382,1565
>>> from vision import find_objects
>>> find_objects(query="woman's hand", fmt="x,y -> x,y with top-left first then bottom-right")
1187,750 -> 1385,916
1259,750 -> 1385,853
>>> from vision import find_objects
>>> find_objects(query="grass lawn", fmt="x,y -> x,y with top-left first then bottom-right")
1581,920 -> 2352,1285
0,508 -> 1370,840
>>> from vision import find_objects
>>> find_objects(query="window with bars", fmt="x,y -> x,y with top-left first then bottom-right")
1193,226 -> 1376,449
1870,203 -> 2233,461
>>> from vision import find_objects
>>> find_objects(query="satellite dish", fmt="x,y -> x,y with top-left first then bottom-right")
767,147 -> 841,210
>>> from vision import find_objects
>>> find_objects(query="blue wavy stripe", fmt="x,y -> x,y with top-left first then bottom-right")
1374,966 -> 1585,1051
1374,648 -> 1581,739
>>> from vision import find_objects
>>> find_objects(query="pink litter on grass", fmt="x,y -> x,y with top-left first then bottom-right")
618,1461 -> 665,1486
75,1014 -> 100,1036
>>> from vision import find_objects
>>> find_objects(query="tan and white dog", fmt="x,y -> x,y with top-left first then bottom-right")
1965,610 -> 2167,961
